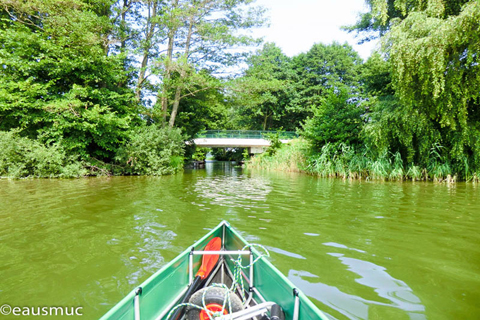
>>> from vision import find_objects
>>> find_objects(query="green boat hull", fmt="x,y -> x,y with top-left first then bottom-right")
100,221 -> 328,320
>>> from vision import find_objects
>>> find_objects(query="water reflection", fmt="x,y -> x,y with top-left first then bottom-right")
323,242 -> 367,254
266,246 -> 307,260
290,269 -> 425,320
192,163 -> 272,208
288,240 -> 426,320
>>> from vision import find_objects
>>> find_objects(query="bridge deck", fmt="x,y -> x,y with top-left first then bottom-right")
193,138 -> 291,148
192,130 -> 297,152
196,130 -> 297,140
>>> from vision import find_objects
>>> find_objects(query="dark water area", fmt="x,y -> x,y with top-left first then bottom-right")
1,162 -> 479,319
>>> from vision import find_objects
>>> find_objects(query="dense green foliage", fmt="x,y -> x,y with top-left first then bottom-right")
0,130 -> 86,178
359,0 -> 480,180
381,1 -> 480,175
174,75 -> 230,140
115,126 -> 185,175
249,1 -> 480,182
344,0 -> 470,42
0,0 -> 262,178
301,89 -> 364,148
0,0 -> 138,161
231,42 -> 364,131
292,42 -> 363,104
1,0 -> 478,181
231,43 -> 294,130
0,0 -> 142,177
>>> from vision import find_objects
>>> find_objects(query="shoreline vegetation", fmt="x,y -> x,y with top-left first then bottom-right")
1,1 -> 479,181
0,127 -> 185,179
248,139 -> 480,183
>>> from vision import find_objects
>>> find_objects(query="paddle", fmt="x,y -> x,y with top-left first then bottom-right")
170,236 -> 222,320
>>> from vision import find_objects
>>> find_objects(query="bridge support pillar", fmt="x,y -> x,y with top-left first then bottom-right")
249,146 -> 266,154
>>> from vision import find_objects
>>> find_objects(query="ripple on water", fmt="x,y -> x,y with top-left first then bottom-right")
192,175 -> 272,208
1,168 -> 480,319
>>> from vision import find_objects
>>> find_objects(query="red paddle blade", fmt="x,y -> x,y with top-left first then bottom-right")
196,237 -> 221,279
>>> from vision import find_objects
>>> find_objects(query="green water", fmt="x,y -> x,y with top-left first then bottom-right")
1,163 -> 479,319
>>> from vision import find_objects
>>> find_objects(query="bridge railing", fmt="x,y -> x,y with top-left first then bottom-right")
195,130 -> 298,140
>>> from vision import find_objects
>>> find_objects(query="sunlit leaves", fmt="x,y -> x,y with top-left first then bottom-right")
364,0 -> 480,177
302,88 -> 364,148
229,43 -> 294,130
0,0 -> 139,161
115,125 -> 185,175
384,1 -> 480,130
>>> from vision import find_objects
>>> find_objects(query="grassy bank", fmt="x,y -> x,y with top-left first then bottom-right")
249,139 -> 480,183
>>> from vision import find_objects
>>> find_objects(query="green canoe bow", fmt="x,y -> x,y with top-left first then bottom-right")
100,221 -> 329,320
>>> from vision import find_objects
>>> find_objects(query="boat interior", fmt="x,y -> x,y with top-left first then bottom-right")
181,248 -> 287,320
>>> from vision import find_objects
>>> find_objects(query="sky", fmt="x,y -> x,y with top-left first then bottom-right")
251,0 -> 379,60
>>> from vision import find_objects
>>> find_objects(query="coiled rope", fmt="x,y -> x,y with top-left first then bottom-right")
231,244 -> 269,303
166,244 -> 270,320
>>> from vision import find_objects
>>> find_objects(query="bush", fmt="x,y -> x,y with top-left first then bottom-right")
0,130 -> 86,178
264,131 -> 283,156
192,147 -> 211,161
301,88 -> 364,149
116,126 -> 185,175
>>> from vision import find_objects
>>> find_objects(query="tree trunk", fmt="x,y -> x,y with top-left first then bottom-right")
135,1 -> 158,101
117,0 -> 131,88
263,113 -> 269,131
160,35 -> 174,124
120,0 -> 128,52
168,11 -> 195,128
168,87 -> 183,127
161,0 -> 179,125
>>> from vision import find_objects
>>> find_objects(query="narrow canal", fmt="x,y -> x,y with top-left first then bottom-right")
1,162 -> 479,319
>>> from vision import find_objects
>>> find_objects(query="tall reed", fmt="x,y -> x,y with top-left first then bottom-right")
248,139 -> 308,172
249,139 -> 477,182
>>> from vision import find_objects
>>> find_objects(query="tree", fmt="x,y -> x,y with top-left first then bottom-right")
359,53 -> 421,161
361,52 -> 394,97
129,0 -> 161,101
231,42 -> 365,132
174,73 -> 230,139
301,88 -> 365,149
151,0 -> 266,127
290,42 -> 364,123
293,42 -> 362,91
381,0 -> 480,173
0,0 -> 140,160
345,0 -> 470,43
351,0 -> 480,177
230,43 -> 294,130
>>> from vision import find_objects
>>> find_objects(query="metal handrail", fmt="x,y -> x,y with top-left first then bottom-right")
195,130 -> 298,140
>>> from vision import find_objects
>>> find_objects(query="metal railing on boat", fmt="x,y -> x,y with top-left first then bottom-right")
134,235 -> 302,320
189,249 -> 254,300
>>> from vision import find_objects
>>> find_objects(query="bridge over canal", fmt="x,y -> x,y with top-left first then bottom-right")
193,130 -> 298,154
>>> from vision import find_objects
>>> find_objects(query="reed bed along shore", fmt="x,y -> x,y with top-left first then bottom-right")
248,139 -> 480,183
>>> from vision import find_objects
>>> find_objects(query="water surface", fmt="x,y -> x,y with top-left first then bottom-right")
1,162 -> 479,319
